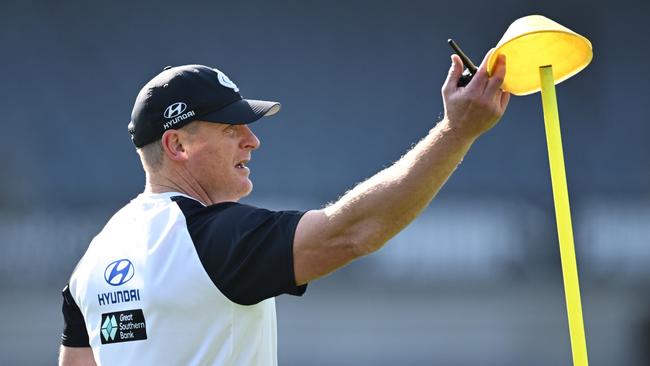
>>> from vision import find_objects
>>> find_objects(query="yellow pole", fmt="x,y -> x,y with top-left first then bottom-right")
539,65 -> 589,366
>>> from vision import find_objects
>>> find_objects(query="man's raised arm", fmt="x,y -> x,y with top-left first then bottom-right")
293,52 -> 510,285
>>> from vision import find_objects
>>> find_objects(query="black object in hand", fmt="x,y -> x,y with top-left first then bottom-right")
458,69 -> 473,87
448,39 -> 478,87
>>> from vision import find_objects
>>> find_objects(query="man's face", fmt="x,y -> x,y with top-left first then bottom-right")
183,121 -> 260,203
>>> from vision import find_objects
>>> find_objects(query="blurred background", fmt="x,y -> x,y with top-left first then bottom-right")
1,0 -> 649,364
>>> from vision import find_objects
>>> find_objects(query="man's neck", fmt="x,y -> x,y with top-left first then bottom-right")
144,170 -> 213,206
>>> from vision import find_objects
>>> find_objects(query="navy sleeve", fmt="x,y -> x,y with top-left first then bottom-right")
61,284 -> 90,347
173,196 -> 308,305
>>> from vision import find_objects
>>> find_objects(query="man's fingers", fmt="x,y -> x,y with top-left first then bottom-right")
500,91 -> 511,110
484,54 -> 507,97
465,49 -> 493,93
442,54 -> 464,95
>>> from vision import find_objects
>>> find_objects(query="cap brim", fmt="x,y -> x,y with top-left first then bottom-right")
200,99 -> 281,125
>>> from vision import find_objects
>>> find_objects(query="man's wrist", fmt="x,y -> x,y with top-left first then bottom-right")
433,118 -> 480,145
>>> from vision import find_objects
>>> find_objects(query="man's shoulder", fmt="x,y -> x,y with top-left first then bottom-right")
171,196 -> 262,221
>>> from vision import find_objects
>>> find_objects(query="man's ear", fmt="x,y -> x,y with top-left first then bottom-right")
161,130 -> 189,162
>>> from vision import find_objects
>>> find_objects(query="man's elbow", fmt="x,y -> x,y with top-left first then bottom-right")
347,222 -> 389,257
351,240 -> 382,257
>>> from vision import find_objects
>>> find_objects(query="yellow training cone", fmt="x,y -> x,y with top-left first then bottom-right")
488,15 -> 593,95
488,15 -> 593,366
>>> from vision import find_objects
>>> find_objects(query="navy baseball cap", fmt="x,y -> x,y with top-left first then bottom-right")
128,64 -> 281,148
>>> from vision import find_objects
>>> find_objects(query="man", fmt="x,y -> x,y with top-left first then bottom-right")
60,51 -> 509,365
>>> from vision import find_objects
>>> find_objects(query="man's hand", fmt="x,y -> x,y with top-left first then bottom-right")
442,51 -> 510,139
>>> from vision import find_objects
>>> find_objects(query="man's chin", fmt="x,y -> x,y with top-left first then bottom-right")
228,179 -> 253,202
239,181 -> 253,199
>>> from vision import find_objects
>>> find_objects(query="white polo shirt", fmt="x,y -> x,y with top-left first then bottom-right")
61,192 -> 307,365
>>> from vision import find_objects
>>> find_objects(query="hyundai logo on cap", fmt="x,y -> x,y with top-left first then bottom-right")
164,102 -> 187,119
104,259 -> 135,286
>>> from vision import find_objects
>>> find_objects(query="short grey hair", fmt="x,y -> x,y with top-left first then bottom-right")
137,140 -> 164,172
136,121 -> 202,172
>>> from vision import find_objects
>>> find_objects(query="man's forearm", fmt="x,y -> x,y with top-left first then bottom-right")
324,119 -> 476,255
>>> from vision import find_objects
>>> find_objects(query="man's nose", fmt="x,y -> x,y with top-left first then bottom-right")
241,125 -> 261,150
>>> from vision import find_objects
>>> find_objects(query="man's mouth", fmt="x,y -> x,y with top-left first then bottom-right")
235,160 -> 249,169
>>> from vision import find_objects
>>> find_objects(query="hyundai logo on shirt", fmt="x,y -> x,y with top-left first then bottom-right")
104,259 -> 135,286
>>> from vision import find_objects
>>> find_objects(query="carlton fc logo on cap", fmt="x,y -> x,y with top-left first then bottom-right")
214,68 -> 239,92
104,259 -> 135,286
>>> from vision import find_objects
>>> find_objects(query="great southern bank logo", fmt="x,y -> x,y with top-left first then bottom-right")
104,259 -> 135,286
101,315 -> 118,341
